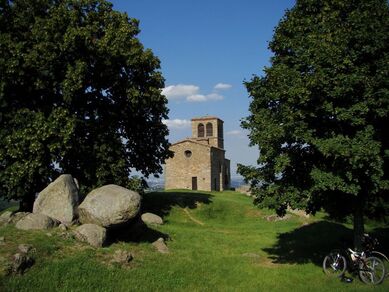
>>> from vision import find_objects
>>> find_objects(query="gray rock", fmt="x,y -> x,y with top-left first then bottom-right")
15,213 -> 59,230
73,177 -> 80,190
8,212 -> 30,224
152,237 -> 169,254
287,207 -> 310,218
236,185 -> 252,197
58,231 -> 75,240
141,213 -> 163,225
265,214 -> 291,222
111,249 -> 133,264
59,223 -> 68,231
74,224 -> 107,248
18,244 -> 35,254
0,211 -> 13,226
33,174 -> 79,224
11,253 -> 34,275
78,184 -> 141,228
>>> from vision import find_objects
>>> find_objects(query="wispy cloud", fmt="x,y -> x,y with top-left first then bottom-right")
214,83 -> 232,90
162,84 -> 199,100
187,93 -> 223,102
162,119 -> 191,129
226,130 -> 243,136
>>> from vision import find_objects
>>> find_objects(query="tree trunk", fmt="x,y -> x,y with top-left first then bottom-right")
353,195 -> 365,251
19,193 -> 36,212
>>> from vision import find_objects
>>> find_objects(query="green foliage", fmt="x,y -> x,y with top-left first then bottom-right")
126,176 -> 148,195
239,0 -> 389,245
0,108 -> 75,202
0,0 -> 171,209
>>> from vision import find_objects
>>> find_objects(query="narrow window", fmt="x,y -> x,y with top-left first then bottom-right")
198,123 -> 204,137
206,122 -> 213,137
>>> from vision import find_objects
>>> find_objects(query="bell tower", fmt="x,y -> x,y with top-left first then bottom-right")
191,116 -> 224,149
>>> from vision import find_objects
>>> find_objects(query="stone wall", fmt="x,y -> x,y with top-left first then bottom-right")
210,149 -> 230,191
191,117 -> 224,149
210,148 -> 223,191
165,141 -> 212,191
165,116 -> 231,192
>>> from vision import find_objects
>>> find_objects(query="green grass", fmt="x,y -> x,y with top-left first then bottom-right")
1,190 -> 388,291
0,199 -> 18,214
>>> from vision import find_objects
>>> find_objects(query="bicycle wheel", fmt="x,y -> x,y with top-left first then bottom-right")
359,256 -> 386,285
371,251 -> 389,278
323,251 -> 347,277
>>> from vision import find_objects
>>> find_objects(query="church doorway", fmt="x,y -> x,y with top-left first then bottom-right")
192,177 -> 198,190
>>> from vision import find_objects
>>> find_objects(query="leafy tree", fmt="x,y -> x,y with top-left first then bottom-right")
239,0 -> 389,249
0,0 -> 171,210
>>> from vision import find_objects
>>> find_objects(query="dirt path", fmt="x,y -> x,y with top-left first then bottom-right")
183,208 -> 205,226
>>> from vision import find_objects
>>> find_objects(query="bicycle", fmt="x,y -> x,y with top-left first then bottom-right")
323,248 -> 386,285
362,234 -> 389,278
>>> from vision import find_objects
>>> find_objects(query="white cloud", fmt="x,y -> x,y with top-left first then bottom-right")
226,130 -> 243,136
163,84 -> 225,103
187,93 -> 223,102
214,83 -> 232,90
162,119 -> 191,129
162,84 -> 199,100
187,94 -> 207,102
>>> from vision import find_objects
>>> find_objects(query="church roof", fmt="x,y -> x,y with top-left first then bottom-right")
170,138 -> 225,152
191,116 -> 223,122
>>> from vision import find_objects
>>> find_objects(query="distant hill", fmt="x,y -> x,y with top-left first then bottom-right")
145,175 -> 246,191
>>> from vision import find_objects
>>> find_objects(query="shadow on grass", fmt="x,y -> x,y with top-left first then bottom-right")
263,221 -> 389,266
141,191 -> 213,219
263,221 -> 354,266
109,191 -> 213,244
107,219 -> 170,244
370,227 -> 389,256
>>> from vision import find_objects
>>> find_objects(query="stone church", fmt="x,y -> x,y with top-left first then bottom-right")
165,116 -> 231,191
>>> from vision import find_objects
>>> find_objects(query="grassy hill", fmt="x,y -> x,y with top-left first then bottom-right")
1,190 -> 388,291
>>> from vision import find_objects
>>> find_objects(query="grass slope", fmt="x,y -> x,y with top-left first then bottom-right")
0,190 -> 388,291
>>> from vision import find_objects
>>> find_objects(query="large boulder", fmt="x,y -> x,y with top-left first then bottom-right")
33,174 -> 79,224
141,213 -> 163,225
15,213 -> 59,230
8,212 -> 30,225
74,224 -> 107,248
78,184 -> 141,228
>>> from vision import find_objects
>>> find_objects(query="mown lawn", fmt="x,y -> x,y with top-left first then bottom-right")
0,190 -> 388,291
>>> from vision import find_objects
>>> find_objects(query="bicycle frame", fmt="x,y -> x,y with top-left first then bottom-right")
323,237 -> 387,285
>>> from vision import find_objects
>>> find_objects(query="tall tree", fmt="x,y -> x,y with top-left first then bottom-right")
239,0 -> 389,249
0,0 -> 171,210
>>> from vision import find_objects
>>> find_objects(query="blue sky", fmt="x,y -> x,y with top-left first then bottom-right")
110,0 -> 296,177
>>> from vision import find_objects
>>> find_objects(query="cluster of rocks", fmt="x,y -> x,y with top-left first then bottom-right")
11,244 -> 36,275
265,214 -> 292,222
0,242 -> 36,275
235,185 -> 252,197
1,174 -> 166,252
